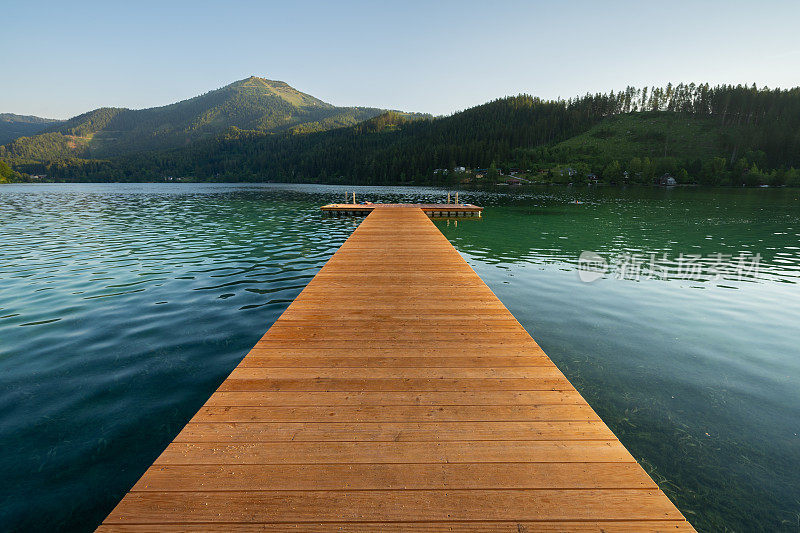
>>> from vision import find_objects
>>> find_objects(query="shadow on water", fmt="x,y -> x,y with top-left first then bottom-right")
1,183 -> 799,531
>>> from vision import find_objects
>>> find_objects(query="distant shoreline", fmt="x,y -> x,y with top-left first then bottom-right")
3,179 -> 797,190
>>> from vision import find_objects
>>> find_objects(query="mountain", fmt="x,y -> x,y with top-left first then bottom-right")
0,114 -> 62,145
119,96 -> 594,183
132,83 -> 798,187
0,77 -> 386,160
7,82 -> 800,187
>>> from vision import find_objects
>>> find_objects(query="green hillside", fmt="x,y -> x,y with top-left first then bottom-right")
8,95 -> 607,182
7,82 -> 800,187
526,111 -> 799,186
0,77 -> 385,160
0,113 -> 62,145
545,113 -> 723,163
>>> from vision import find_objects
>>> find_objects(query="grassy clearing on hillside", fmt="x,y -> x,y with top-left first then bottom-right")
548,113 -> 725,164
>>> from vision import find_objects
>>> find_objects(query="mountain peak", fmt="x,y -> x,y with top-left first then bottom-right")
235,75 -> 284,86
225,76 -> 330,108
0,77 -> 385,160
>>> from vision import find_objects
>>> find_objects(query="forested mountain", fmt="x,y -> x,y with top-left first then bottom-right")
5,82 -> 800,187
0,77 -> 386,160
102,96 -> 600,183
0,114 -> 62,145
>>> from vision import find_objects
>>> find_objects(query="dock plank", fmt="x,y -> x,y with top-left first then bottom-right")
99,206 -> 693,531
102,489 -> 683,523
188,404 -> 601,422
131,462 -> 658,491
172,420 -> 618,442
204,390 -> 586,406
153,440 -> 635,464
99,522 -> 694,532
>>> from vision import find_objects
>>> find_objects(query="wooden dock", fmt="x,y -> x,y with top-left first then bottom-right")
321,202 -> 482,217
99,206 -> 693,531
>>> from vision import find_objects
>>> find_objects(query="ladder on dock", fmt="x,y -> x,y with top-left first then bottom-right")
98,206 -> 693,531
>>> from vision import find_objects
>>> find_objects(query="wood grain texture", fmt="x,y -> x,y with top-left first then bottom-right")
99,206 -> 693,531
99,522 -> 694,532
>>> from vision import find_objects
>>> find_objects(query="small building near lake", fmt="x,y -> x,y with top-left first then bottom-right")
656,174 -> 677,186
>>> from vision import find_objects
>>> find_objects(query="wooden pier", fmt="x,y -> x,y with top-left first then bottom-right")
321,202 -> 483,217
99,206 -> 693,531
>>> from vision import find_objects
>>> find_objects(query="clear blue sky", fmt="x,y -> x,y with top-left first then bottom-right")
3,0 -> 800,119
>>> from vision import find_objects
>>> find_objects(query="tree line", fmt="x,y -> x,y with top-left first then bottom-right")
7,83 -> 800,186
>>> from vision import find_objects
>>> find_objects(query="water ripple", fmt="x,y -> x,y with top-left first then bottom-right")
0,183 -> 357,531
1,183 -> 799,533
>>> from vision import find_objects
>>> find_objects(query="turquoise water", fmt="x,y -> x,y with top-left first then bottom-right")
1,183 -> 799,531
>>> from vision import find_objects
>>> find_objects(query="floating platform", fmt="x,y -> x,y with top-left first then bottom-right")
98,206 -> 693,531
321,202 -> 483,217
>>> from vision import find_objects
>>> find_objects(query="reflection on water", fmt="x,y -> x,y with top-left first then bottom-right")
1,183 -> 799,531
438,187 -> 800,532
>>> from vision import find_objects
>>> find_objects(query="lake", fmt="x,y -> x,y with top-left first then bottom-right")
1,183 -> 798,531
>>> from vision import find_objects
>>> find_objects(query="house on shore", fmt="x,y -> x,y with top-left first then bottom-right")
657,174 -> 677,186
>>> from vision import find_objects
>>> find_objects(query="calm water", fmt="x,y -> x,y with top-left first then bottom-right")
1,183 -> 799,532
